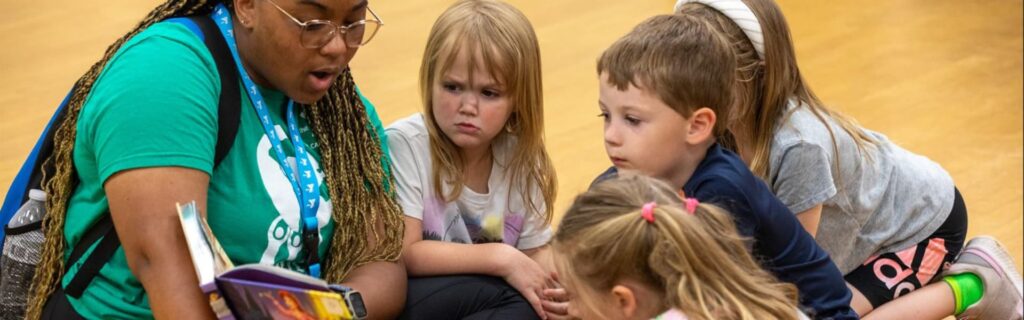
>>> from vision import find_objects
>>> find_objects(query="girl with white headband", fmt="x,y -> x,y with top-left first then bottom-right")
675,0 -> 1022,319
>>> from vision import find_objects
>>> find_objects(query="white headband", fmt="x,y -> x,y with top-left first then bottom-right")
674,0 -> 765,59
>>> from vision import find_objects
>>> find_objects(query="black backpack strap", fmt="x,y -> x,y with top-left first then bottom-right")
63,15 -> 241,298
64,215 -> 117,298
191,15 -> 242,168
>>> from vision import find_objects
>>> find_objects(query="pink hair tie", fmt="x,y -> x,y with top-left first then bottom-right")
684,198 -> 699,214
641,202 -> 657,223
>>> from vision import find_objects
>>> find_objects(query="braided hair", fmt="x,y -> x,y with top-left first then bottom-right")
26,1 -> 404,318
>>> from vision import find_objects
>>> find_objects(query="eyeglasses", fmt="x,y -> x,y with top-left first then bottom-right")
267,0 -> 383,49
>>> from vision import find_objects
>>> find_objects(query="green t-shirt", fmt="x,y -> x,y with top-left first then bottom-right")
62,20 -> 391,319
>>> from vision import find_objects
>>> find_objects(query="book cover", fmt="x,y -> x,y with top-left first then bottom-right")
177,202 -> 354,320
217,276 -> 353,320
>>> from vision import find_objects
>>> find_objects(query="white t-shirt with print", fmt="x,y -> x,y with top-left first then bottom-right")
386,113 -> 552,250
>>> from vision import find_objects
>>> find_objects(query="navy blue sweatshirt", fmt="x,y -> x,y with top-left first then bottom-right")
596,143 -> 858,320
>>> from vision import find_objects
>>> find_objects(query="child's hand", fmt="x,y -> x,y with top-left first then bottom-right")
542,287 -> 572,319
498,245 -> 552,319
542,272 -> 575,320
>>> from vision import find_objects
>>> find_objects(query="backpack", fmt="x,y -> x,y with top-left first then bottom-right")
0,15 -> 241,316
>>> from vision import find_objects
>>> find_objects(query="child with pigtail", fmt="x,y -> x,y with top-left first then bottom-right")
552,175 -> 809,320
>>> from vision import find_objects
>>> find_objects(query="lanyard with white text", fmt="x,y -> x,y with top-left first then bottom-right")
212,4 -> 322,277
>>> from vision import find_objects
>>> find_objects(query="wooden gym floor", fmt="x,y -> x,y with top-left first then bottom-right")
0,0 -> 1020,271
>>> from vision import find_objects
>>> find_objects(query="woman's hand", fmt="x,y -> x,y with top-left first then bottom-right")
497,245 -> 552,319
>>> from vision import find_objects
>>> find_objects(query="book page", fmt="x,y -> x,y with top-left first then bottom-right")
197,204 -> 234,272
178,201 -> 217,285
220,264 -> 330,290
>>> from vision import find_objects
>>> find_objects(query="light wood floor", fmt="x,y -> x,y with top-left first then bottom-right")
1,0 -> 1020,271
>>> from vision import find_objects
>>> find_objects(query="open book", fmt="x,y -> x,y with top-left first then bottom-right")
177,201 -> 358,320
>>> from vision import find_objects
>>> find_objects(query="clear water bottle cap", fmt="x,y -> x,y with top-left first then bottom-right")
28,189 -> 47,202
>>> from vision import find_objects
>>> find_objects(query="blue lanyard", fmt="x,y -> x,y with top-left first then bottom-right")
212,4 -> 322,277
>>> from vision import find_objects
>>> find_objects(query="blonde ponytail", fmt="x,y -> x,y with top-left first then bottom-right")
553,175 -> 800,320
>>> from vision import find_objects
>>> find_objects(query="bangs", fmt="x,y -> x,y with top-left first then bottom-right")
431,17 -> 517,93
596,14 -> 736,121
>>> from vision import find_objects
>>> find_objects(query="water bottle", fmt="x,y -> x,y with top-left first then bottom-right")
8,189 -> 46,229
1,189 -> 47,320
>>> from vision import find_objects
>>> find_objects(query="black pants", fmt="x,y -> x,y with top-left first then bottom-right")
40,287 -> 86,320
845,187 -> 969,308
399,275 -> 540,320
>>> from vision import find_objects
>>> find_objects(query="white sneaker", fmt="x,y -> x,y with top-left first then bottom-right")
944,236 -> 1023,320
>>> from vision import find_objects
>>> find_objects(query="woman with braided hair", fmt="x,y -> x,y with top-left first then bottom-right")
26,0 -> 405,318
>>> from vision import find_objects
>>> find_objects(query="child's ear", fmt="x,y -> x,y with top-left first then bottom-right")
611,285 -> 639,318
686,107 -> 717,144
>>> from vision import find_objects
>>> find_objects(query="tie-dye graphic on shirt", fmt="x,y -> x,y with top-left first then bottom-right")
421,196 -> 526,246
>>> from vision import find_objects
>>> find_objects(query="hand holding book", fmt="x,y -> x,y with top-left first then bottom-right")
176,201 -> 365,320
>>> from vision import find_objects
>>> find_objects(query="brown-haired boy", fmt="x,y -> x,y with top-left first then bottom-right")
592,14 -> 857,319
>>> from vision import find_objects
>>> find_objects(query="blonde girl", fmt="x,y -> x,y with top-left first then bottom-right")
553,175 -> 808,320
386,0 -> 562,319
675,0 -> 1023,319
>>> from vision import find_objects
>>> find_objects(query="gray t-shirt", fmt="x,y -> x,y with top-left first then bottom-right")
768,101 -> 954,274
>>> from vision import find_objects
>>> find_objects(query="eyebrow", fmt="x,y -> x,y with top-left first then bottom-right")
296,0 -> 328,12
598,100 -> 642,113
620,105 -> 640,112
476,78 -> 503,89
295,0 -> 367,14
350,0 -> 368,12
441,73 -> 465,83
442,73 -> 504,89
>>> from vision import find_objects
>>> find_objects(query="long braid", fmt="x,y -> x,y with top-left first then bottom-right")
26,2 -> 217,318
306,70 -> 404,283
27,0 -> 402,317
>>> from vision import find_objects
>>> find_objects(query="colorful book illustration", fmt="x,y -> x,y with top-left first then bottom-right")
177,202 -> 355,320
